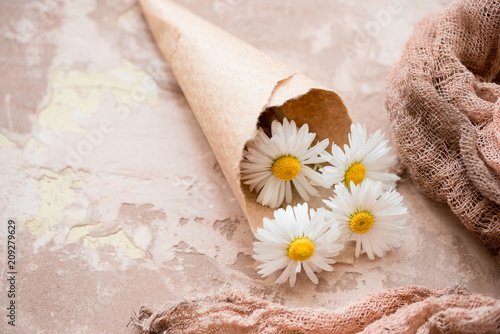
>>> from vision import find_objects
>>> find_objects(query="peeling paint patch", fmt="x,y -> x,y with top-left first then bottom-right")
24,137 -> 48,151
132,225 -> 152,250
38,60 -> 160,133
228,252 -> 261,279
66,223 -> 101,243
213,218 -> 238,240
179,218 -> 188,226
334,242 -> 356,264
117,203 -> 166,224
25,167 -> 86,234
0,132 -> 15,147
83,229 -> 145,259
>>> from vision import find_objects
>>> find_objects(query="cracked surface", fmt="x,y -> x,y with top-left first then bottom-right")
0,0 -> 499,332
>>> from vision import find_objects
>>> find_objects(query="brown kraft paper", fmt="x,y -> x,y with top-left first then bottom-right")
139,0 -> 352,233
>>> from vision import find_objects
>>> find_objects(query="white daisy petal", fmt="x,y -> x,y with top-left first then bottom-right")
253,203 -> 343,286
293,173 -> 320,200
324,180 -> 408,260
309,256 -> 334,272
321,123 -> 400,189
301,165 -> 330,188
275,260 -> 295,285
289,262 -> 298,287
285,181 -> 293,204
257,256 -> 290,277
354,237 -> 362,257
302,262 -> 319,284
241,118 -> 329,209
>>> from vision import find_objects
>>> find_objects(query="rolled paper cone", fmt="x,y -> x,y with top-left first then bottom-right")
139,0 -> 352,232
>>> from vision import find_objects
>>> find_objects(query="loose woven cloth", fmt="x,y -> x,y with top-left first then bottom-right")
130,286 -> 500,333
386,0 -> 500,261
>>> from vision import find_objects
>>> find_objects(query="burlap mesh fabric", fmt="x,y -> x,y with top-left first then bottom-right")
130,286 -> 500,333
385,0 -> 500,261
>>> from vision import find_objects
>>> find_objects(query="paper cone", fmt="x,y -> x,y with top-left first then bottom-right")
139,0 -> 352,232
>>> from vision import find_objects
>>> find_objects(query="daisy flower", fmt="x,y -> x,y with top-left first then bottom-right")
321,123 -> 399,189
253,203 -> 344,287
323,180 -> 407,260
240,118 -> 330,209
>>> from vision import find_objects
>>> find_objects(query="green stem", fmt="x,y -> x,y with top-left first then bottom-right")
314,163 -> 324,170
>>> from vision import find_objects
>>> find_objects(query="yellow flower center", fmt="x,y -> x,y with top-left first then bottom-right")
272,156 -> 301,181
349,211 -> 374,234
287,237 -> 315,261
345,162 -> 366,186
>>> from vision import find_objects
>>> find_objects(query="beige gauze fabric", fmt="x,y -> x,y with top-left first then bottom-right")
138,0 -> 352,232
130,286 -> 500,333
386,0 -> 500,261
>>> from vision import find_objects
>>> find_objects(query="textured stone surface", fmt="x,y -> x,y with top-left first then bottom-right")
0,0 -> 498,332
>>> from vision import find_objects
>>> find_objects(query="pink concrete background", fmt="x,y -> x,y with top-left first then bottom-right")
0,0 -> 499,332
